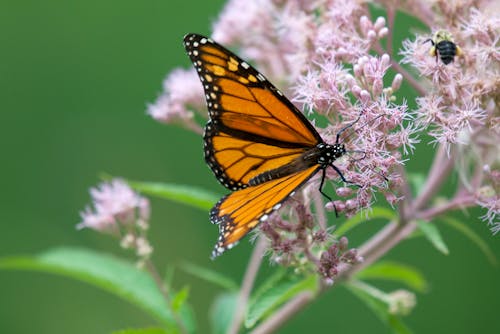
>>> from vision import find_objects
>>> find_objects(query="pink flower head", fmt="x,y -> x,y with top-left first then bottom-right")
78,179 -> 150,233
147,69 -> 205,133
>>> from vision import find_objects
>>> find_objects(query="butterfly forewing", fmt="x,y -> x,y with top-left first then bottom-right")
184,34 -> 322,187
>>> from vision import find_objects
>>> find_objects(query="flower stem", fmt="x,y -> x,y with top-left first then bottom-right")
250,291 -> 314,334
144,259 -> 189,334
227,236 -> 268,334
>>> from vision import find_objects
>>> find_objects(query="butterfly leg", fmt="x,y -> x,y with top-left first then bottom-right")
318,168 -> 339,217
318,168 -> 333,202
330,164 -> 361,188
335,115 -> 362,144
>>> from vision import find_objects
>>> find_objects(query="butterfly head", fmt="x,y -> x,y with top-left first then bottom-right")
316,143 -> 346,167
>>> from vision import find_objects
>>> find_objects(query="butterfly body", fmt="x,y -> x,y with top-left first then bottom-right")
184,33 -> 348,258
249,143 -> 346,186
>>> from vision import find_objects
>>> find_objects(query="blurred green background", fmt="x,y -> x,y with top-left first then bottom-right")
0,1 -> 498,333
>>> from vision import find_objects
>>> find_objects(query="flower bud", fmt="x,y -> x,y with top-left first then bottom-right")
374,17 -> 386,31
378,27 -> 389,38
391,73 -> 403,91
359,16 -> 371,35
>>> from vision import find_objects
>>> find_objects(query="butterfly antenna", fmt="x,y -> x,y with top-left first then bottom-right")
335,115 -> 362,144
345,149 -> 367,161
338,113 -> 387,144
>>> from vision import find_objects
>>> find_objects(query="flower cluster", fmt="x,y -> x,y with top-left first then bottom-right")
147,0 -> 499,265
400,3 -> 500,232
260,203 -> 362,282
78,179 -> 153,261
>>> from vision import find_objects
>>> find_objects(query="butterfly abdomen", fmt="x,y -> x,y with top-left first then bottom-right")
249,143 -> 346,186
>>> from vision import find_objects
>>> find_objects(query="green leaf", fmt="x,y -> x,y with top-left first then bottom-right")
111,328 -> 171,334
345,281 -> 413,334
129,181 -> 219,211
416,220 -> 449,255
180,262 -> 238,291
171,286 -> 190,313
0,247 -> 195,333
210,292 -> 238,334
335,206 -> 396,236
441,216 -> 497,265
245,275 -> 318,328
248,268 -> 287,307
356,261 -> 428,293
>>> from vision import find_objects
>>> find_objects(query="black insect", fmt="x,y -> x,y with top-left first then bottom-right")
425,30 -> 462,65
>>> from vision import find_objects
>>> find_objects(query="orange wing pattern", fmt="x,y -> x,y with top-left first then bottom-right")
183,33 -> 325,258
211,166 -> 320,257
184,33 -> 322,190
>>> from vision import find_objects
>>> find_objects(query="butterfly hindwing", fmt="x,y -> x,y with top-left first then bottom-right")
210,165 -> 321,258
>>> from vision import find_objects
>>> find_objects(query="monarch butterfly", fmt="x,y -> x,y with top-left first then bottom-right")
184,33 -> 354,258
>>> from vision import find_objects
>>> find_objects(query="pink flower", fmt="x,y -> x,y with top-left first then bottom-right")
78,179 -> 153,259
147,69 -> 205,133
78,179 -> 150,232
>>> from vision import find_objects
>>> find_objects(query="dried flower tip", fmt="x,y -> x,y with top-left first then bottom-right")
477,185 -> 496,200
324,278 -> 335,286
313,229 -> 329,243
388,290 -> 416,316
137,219 -> 149,231
120,233 -> 135,249
338,236 -> 349,251
136,237 -> 153,257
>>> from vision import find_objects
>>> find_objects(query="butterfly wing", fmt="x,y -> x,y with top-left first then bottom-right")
183,33 -> 324,257
184,33 -> 323,189
210,165 -> 321,258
